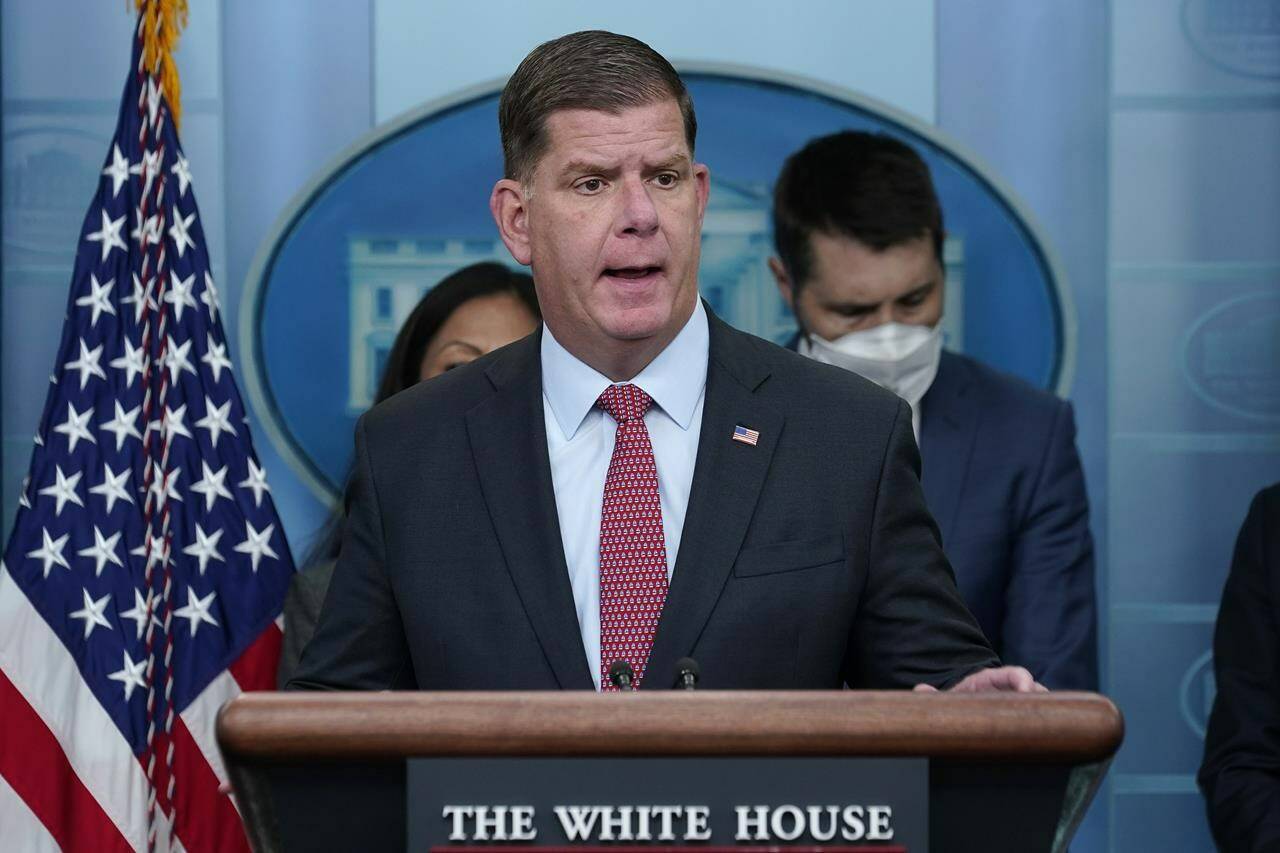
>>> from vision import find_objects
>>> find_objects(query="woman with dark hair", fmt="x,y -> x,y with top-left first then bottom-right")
373,261 -> 541,401
277,261 -> 540,684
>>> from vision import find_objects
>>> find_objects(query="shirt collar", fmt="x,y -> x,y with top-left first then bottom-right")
541,299 -> 709,441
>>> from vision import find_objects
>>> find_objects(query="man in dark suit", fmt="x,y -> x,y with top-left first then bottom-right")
1199,483 -> 1280,852
291,31 -> 1040,694
769,131 -> 1097,691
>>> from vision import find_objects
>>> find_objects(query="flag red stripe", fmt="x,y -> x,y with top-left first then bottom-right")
0,668 -> 133,853
227,621 -> 283,692
171,715 -> 250,853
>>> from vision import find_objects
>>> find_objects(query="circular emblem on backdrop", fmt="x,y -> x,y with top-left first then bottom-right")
1179,649 -> 1216,739
1182,0 -> 1280,79
241,67 -> 1074,504
1181,292 -> 1280,422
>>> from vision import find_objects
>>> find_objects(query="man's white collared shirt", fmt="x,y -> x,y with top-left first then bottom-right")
540,301 -> 709,689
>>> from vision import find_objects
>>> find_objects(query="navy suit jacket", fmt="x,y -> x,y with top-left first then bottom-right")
919,350 -> 1097,690
290,310 -> 998,691
785,339 -> 1097,690
1199,484 -> 1280,853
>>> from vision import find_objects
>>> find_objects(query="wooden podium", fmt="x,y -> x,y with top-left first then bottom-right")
216,691 -> 1122,853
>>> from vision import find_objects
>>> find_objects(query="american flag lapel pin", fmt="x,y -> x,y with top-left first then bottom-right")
732,424 -> 760,446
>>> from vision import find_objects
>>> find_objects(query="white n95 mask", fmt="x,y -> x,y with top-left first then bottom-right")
798,322 -> 943,411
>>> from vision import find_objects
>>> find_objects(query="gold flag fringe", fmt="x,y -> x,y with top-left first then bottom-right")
134,0 -> 189,130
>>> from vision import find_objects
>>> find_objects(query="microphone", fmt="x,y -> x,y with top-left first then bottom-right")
673,657 -> 700,690
608,659 -> 636,691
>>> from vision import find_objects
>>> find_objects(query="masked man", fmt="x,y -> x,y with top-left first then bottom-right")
770,131 -> 1097,690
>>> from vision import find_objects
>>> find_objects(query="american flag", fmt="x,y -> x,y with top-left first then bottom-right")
0,8 -> 294,852
732,424 -> 760,446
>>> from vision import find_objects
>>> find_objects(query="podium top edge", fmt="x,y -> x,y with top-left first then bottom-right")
215,690 -> 1123,765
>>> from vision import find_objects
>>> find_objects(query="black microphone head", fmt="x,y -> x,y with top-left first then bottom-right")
674,657 -> 700,688
608,659 -> 636,689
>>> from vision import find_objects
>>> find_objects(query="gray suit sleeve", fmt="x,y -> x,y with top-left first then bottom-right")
847,399 -> 1000,689
276,561 -> 336,689
287,415 -> 415,691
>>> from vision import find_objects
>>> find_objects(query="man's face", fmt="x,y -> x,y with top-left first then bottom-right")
771,231 -> 944,342
492,100 -> 709,367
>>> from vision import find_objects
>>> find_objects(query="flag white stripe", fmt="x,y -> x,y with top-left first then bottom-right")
177,668 -> 240,813
0,770 -> 62,853
0,563 -> 149,852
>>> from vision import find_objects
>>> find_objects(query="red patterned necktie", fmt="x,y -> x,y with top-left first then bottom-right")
596,384 -> 669,690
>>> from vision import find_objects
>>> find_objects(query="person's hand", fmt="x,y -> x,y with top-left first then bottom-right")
913,665 -> 1047,693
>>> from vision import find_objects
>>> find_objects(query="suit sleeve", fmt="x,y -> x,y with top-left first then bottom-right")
1198,489 -> 1280,853
1001,401 -> 1099,690
846,399 -> 1000,689
287,415 -> 416,691
276,561 -> 335,689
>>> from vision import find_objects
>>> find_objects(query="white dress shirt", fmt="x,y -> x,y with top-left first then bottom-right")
541,300 -> 709,689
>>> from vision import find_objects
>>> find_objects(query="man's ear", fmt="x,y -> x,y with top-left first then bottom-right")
768,256 -> 795,310
490,178 -> 532,265
693,162 -> 711,225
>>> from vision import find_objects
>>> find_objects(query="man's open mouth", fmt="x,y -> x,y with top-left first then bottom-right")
604,266 -> 662,280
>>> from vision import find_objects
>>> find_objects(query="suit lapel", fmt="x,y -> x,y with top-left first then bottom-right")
646,312 -> 784,688
919,351 -> 978,544
465,335 -> 595,690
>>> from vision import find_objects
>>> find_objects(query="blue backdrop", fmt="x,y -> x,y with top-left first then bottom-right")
4,2 -> 1279,849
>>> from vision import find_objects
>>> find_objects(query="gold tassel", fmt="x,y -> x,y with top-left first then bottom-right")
134,0 -> 189,131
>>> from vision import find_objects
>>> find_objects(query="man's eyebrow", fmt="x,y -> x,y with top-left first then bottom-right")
824,297 -> 879,312
557,159 -> 617,178
648,153 -> 691,171
896,280 -> 938,301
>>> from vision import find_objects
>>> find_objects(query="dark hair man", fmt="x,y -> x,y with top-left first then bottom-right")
771,131 -> 1097,690
290,33 -> 1040,694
